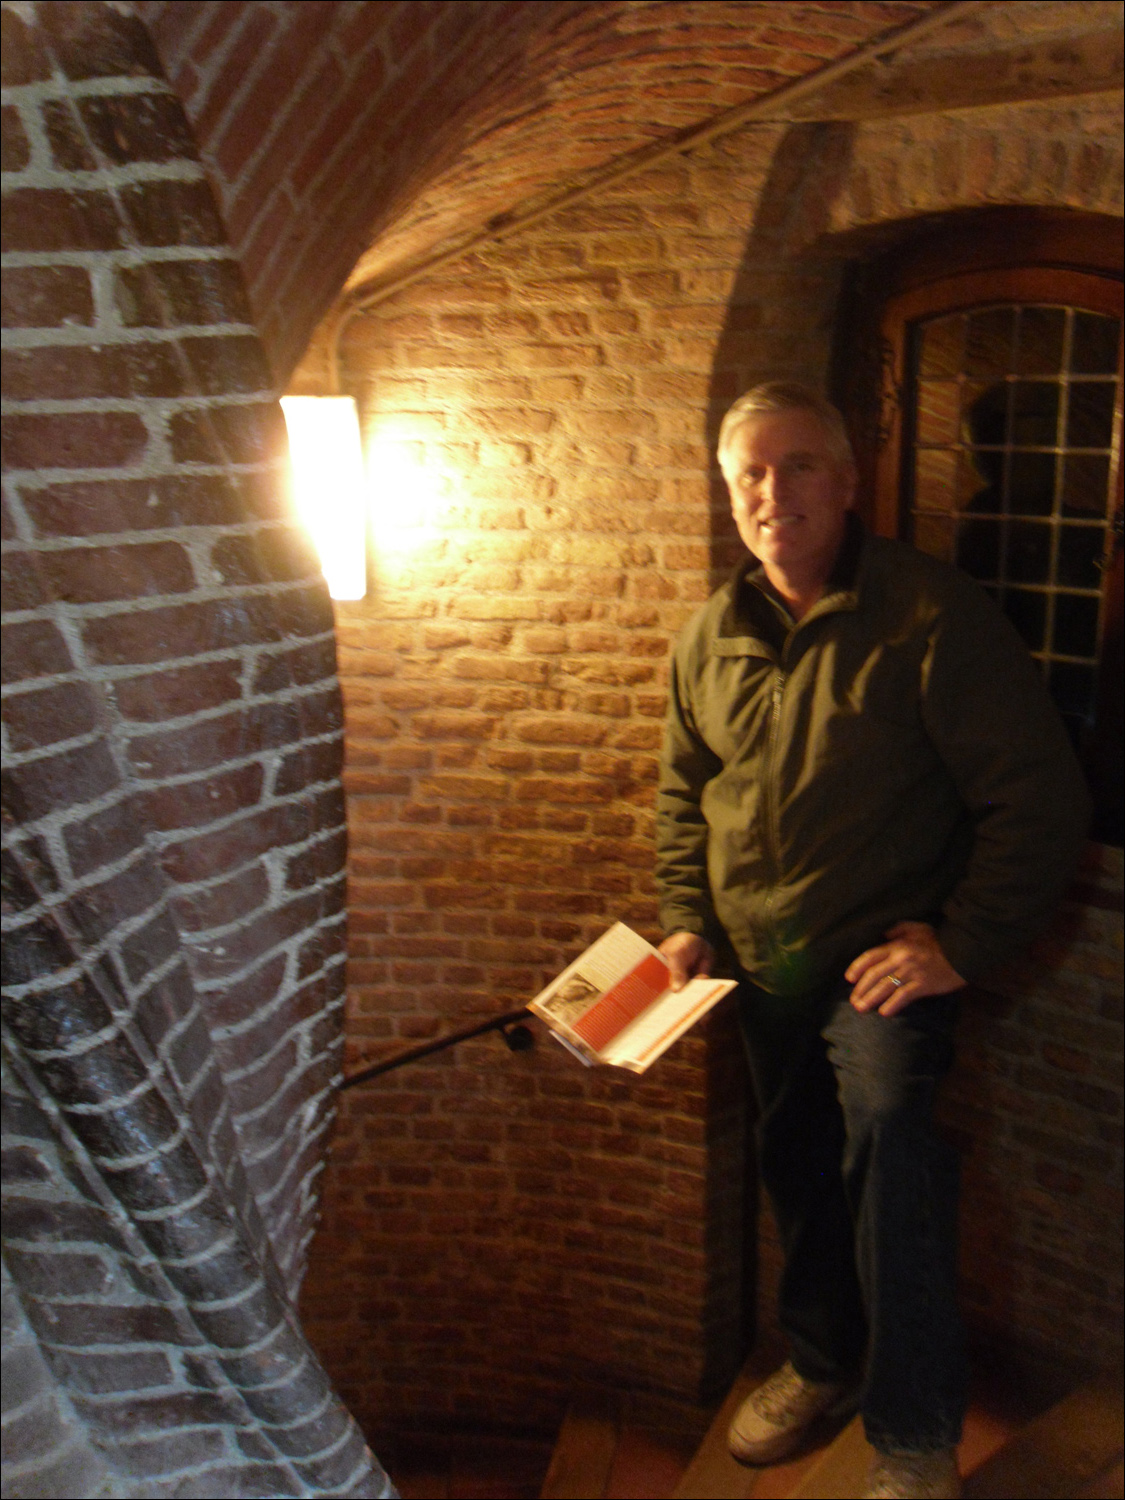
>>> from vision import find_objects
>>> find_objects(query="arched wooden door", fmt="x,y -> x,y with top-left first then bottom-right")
837,213 -> 1123,843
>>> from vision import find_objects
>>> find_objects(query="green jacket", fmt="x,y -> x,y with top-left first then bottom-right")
656,522 -> 1090,995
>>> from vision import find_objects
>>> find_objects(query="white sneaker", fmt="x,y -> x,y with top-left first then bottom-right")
864,1449 -> 961,1498
727,1360 -> 845,1464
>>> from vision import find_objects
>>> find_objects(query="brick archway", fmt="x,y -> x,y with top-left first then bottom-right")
135,0 -> 949,380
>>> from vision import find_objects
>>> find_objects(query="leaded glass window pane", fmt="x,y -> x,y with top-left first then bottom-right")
906,303 -> 1121,745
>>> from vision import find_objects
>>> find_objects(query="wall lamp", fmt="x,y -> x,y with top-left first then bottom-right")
280,395 -> 367,600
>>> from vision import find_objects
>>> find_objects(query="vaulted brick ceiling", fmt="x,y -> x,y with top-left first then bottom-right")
138,0 -> 946,378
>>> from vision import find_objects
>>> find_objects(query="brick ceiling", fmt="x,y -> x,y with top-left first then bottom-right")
136,1 -> 1120,379
137,0 -> 947,377
332,0 -> 944,293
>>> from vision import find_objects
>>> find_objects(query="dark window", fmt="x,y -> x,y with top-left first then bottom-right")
835,211 -> 1123,843
905,303 -> 1120,751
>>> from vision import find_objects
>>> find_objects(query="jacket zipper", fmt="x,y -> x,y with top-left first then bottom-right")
761,666 -> 787,955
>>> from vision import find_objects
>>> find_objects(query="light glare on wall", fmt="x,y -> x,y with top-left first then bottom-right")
365,435 -> 444,561
280,396 -> 367,600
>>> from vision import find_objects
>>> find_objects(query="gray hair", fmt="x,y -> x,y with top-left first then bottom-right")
717,381 -> 854,467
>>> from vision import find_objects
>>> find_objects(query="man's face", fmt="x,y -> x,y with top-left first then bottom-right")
720,409 -> 856,578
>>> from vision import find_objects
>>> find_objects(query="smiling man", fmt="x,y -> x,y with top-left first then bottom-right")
655,382 -> 1089,1500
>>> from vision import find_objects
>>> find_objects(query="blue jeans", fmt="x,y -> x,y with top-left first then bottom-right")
736,977 -> 966,1455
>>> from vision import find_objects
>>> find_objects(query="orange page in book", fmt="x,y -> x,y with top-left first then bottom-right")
571,953 -> 669,1053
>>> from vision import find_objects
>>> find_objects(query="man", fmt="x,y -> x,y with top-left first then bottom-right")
655,382 -> 1089,1500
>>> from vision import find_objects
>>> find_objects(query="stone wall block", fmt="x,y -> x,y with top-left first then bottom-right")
1,266 -> 94,329
79,89 -> 199,165
167,401 -> 286,465
36,1 -> 163,81
115,259 -> 252,329
1,103 -> 31,171
0,186 -> 124,252
118,177 -> 226,248
2,411 -> 150,472
33,97 -> 93,172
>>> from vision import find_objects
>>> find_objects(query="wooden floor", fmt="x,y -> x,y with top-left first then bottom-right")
382,1348 -> 1124,1499
382,1432 -> 556,1500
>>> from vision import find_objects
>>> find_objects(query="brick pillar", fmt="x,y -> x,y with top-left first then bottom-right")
1,4 -> 389,1494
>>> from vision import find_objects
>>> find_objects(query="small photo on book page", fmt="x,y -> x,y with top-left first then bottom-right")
535,972 -> 601,1027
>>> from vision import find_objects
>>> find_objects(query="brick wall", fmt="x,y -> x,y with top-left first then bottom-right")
1,4 -> 386,1493
944,845 -> 1123,1368
295,78 -> 1123,1439
135,0 -> 940,382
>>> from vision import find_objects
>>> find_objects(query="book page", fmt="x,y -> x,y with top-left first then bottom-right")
599,977 -> 737,1072
528,922 -> 656,1030
570,953 -> 670,1051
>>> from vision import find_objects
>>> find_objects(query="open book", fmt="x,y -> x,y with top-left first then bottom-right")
528,922 -> 737,1074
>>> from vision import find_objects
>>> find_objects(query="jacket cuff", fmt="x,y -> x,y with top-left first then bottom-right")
934,923 -> 1001,985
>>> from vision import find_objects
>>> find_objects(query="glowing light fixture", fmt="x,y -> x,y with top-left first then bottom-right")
280,395 -> 367,600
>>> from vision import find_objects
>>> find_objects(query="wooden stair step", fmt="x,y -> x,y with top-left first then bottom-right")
540,1367 -> 1123,1499
963,1374 -> 1124,1499
671,1363 -> 761,1498
540,1390 -> 620,1499
672,1359 -> 858,1500
786,1414 -> 873,1498
779,1373 -> 1124,1500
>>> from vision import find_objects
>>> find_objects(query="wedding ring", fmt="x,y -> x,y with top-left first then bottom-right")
887,975 -> 904,988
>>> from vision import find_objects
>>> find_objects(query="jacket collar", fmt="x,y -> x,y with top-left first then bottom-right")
714,513 -> 866,657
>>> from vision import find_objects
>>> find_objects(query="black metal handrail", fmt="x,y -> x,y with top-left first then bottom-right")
339,1007 -> 534,1090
